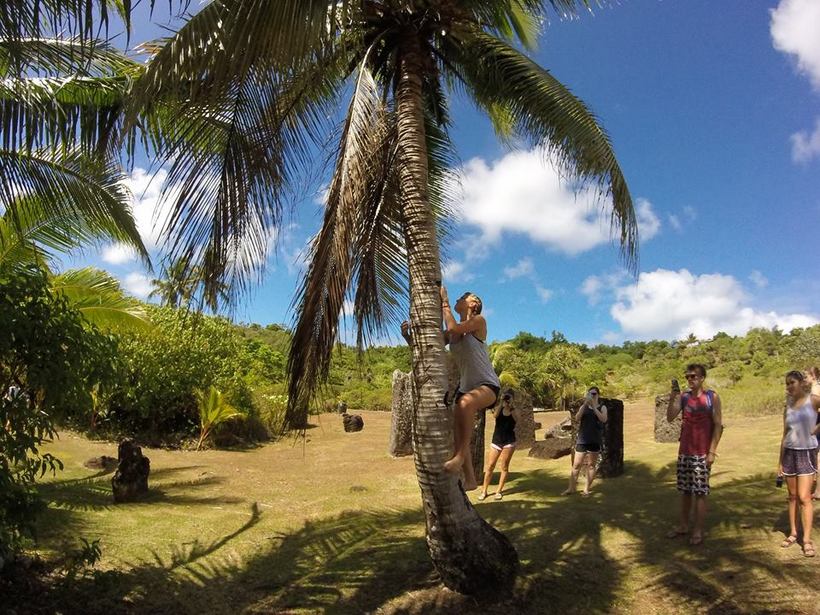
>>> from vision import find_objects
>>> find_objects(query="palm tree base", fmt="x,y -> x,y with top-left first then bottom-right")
427,502 -> 518,597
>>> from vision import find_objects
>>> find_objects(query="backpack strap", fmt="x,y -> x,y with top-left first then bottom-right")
705,389 -> 714,410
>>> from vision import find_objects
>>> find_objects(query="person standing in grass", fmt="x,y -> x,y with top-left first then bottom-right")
666,364 -> 723,546
806,367 -> 820,501
777,370 -> 820,557
478,388 -> 519,501
562,387 -> 608,497
440,286 -> 500,491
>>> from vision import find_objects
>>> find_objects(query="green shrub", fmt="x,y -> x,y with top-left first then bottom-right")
108,307 -> 255,439
0,267 -> 116,561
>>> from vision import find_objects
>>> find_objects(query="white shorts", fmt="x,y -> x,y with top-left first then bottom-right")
491,442 -> 515,451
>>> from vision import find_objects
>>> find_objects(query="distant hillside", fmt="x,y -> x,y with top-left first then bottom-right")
236,322 -> 820,418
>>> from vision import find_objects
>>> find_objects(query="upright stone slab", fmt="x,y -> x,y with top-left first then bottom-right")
598,397 -> 624,478
112,440 -> 149,503
512,390 -> 536,450
655,393 -> 680,443
389,370 -> 414,457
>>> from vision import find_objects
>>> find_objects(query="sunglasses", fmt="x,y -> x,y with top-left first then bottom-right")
684,374 -> 700,380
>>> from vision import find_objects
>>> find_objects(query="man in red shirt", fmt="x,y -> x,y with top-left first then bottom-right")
666,363 -> 724,545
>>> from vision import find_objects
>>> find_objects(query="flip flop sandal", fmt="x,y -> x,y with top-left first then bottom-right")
781,535 -> 798,548
477,493 -> 487,501
803,542 -> 816,558
689,534 -> 704,546
494,492 -> 503,500
666,528 -> 688,539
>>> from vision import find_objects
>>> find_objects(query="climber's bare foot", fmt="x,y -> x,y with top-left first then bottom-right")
463,479 -> 478,491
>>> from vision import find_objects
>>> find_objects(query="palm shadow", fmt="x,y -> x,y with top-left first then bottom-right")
16,462 -> 820,614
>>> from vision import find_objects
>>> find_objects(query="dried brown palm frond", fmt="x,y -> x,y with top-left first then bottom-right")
286,64 -> 393,430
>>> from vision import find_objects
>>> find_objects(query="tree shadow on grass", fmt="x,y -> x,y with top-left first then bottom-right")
15,462 -> 820,614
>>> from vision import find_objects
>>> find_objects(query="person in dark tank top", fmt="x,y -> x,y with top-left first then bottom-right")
478,388 -> 519,501
562,386 -> 607,497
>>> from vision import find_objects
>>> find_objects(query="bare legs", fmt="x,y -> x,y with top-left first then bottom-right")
785,474 -> 814,548
562,451 -> 598,495
814,451 -> 820,500
444,386 -> 496,490
479,446 -> 515,498
584,452 -> 600,495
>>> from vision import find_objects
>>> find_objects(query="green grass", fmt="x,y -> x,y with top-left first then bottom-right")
11,401 -> 820,614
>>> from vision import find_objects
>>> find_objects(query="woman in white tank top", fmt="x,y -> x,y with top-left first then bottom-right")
807,367 -> 820,501
777,370 -> 820,557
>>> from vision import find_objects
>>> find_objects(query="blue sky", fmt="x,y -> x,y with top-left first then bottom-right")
76,0 -> 820,345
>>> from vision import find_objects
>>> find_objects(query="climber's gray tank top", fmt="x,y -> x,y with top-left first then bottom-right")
449,332 -> 500,393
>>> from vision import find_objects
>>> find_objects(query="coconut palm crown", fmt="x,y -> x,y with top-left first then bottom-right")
129,0 -> 639,595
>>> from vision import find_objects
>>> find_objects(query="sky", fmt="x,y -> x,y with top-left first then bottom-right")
72,0 -> 820,346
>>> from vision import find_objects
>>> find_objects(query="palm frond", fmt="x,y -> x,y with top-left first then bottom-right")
0,36 -> 136,77
0,0 -> 121,45
138,42 -> 352,307
457,0 -> 546,49
0,38 -> 142,152
125,0 -> 350,116
0,148 -> 150,266
285,65 -> 391,431
442,30 -> 638,269
51,267 -> 151,330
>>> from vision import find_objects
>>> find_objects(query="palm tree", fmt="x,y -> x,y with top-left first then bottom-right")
126,0 -> 639,595
149,256 -> 198,308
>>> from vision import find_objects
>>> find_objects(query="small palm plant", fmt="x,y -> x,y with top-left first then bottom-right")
194,386 -> 246,451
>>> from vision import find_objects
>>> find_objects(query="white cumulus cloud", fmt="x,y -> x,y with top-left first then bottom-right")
771,0 -> 820,90
101,243 -> 138,265
126,167 -> 175,249
454,149 -> 660,255
122,272 -> 152,299
609,268 -> 817,341
442,260 -> 474,283
790,117 -> 820,163
749,270 -> 769,289
535,285 -> 553,303
503,257 -> 535,280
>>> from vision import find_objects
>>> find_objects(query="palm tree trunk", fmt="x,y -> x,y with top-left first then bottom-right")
395,35 -> 518,597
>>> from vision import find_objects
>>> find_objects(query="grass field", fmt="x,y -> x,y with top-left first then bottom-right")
10,400 -> 820,614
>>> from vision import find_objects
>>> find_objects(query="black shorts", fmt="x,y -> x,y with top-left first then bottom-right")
576,443 -> 601,453
453,384 -> 501,408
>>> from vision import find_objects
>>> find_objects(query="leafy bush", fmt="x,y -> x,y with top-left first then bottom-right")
0,267 -> 116,561
107,307 -> 255,439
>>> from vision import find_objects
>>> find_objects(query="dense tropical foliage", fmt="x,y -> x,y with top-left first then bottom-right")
0,266 -> 118,562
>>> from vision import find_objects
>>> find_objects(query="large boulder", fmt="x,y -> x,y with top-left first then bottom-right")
528,437 -> 573,460
547,417 -> 573,439
342,413 -> 364,433
655,393 -> 680,443
111,440 -> 149,503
